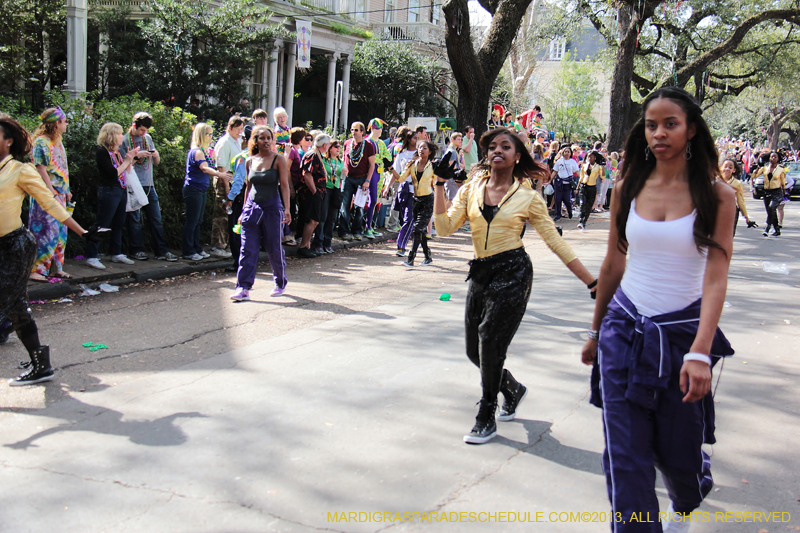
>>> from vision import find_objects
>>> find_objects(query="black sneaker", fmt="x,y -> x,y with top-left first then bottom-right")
9,346 -> 54,387
402,259 -> 414,267
312,246 -> 325,255
464,400 -> 498,444
133,251 -> 149,261
324,246 -> 335,254
498,383 -> 527,422
773,227 -> 781,236
396,249 -> 406,257
297,247 -> 318,258
420,258 -> 433,266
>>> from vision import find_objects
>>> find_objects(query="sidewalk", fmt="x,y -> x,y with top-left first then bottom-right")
27,231 -> 398,301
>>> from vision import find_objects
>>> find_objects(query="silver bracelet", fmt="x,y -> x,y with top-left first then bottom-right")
587,329 -> 599,340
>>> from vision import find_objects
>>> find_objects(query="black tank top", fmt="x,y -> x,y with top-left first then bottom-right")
249,155 -> 279,205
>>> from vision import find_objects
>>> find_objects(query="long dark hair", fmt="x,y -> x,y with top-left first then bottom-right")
0,117 -> 33,161
615,87 -> 722,255
473,128 -> 548,182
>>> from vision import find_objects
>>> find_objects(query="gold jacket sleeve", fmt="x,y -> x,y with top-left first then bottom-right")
526,191 -> 578,265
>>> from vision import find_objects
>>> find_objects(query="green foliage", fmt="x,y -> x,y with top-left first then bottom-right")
545,54 -> 602,143
93,0 -> 288,123
328,21 -> 373,39
0,0 -> 67,107
6,94 -> 213,258
349,40 -> 448,123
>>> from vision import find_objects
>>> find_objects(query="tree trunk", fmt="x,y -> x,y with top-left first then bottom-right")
606,5 -> 639,151
443,0 -> 533,138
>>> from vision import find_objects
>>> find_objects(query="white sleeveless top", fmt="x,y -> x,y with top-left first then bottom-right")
619,199 -> 707,317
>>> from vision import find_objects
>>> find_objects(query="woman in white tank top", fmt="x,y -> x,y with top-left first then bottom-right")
581,87 -> 736,533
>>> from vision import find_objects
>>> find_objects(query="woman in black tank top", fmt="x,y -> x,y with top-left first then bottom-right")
231,126 -> 291,301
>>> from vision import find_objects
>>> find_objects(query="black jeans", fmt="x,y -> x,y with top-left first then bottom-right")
313,187 -> 343,249
338,176 -> 367,236
128,185 -> 170,256
465,248 -> 533,403
85,185 -> 127,259
182,186 -> 207,256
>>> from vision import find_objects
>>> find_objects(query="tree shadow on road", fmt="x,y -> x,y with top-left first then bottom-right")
1,383 -> 207,450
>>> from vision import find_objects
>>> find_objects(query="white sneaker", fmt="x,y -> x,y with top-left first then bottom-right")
183,253 -> 204,261
110,254 -> 135,265
577,222 -> 585,230
199,251 -> 211,259
86,258 -> 106,270
210,248 -> 232,258
662,502 -> 691,533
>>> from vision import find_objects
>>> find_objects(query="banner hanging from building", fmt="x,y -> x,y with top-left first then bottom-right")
296,20 -> 312,68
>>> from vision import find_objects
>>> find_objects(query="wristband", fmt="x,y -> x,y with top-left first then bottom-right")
587,329 -> 599,340
587,279 -> 598,289
683,352 -> 711,366
435,181 -> 446,187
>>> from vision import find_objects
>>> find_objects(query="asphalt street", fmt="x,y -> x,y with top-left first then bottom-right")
1,196 -> 798,532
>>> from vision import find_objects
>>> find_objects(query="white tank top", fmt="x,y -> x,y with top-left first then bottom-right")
619,199 -> 707,317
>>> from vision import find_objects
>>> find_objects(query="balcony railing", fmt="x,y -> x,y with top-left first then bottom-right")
372,22 -> 444,45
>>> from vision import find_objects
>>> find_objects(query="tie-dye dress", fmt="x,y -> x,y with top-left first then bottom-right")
28,136 -> 70,276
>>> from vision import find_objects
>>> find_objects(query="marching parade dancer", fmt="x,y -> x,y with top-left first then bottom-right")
0,116 -> 102,385
433,128 -> 597,445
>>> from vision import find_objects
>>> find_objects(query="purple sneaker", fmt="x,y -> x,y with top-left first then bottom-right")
231,287 -> 250,301
270,285 -> 285,297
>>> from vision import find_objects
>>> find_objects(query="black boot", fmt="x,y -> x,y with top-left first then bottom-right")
463,399 -> 498,444
498,369 -> 528,422
9,345 -> 54,386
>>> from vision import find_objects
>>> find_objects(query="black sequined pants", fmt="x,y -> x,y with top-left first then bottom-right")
0,226 -> 41,354
408,194 -> 433,262
465,247 -> 533,402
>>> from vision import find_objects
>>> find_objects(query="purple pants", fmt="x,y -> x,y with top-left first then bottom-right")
395,182 -> 415,250
597,291 -> 720,531
237,198 -> 287,291
364,168 -> 380,230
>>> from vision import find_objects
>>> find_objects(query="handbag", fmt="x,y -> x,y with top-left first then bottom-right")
543,183 -> 554,195
125,167 -> 149,212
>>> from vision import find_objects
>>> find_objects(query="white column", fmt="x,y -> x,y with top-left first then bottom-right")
98,32 -> 109,92
324,53 -> 339,127
267,41 -> 281,118
284,42 -> 297,125
339,55 -> 351,131
260,51 -> 268,110
66,0 -> 88,98
276,44 -> 284,107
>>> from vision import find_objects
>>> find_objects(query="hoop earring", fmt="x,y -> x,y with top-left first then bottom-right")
685,141 -> 693,160
645,145 -> 651,160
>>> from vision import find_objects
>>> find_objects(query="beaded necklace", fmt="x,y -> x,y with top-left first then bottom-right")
348,139 -> 366,168
125,131 -> 152,171
107,149 -> 126,187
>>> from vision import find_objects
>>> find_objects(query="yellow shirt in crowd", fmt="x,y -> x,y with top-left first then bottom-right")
434,171 -> 578,262
580,164 -> 603,187
726,177 -> 749,218
753,165 -> 786,190
0,156 -> 70,238
399,160 -> 435,197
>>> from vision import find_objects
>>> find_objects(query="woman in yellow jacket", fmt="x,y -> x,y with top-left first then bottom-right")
433,128 -> 597,444
721,158 -> 752,235
751,152 -> 786,236
578,151 -> 604,230
399,140 -> 437,267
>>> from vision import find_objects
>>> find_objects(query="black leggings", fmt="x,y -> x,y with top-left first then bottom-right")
580,185 -> 596,225
0,227 -> 42,355
465,248 -> 533,402
764,189 -> 782,229
409,194 -> 433,262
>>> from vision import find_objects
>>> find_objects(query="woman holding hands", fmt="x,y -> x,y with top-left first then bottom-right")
433,128 -> 597,445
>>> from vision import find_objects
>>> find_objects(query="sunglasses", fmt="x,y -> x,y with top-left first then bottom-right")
205,132 -> 212,136
304,137 -> 312,141
350,128 -> 362,132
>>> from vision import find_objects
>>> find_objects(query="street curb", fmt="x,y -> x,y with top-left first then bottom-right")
28,231 -> 399,301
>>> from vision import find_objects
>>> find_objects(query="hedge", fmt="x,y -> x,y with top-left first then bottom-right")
1,93 -> 221,258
